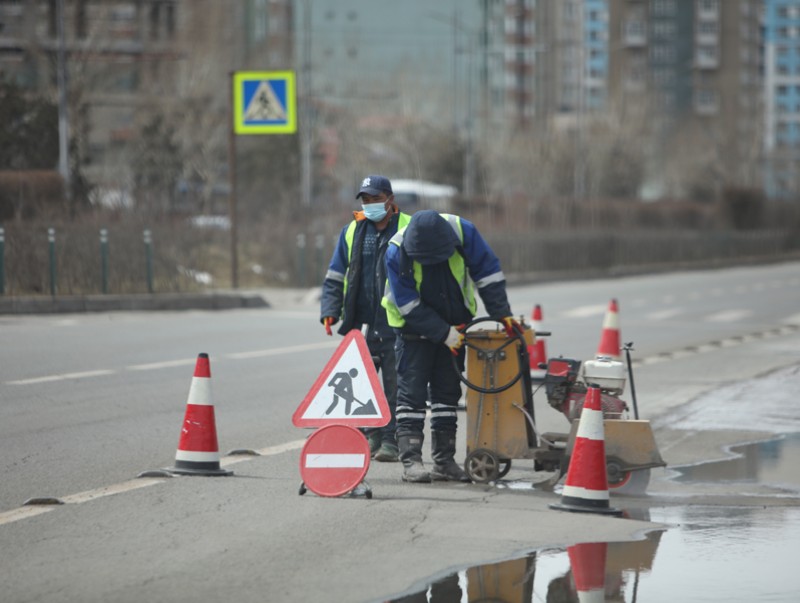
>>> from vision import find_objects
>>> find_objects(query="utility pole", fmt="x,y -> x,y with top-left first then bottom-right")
300,0 -> 312,207
56,0 -> 70,198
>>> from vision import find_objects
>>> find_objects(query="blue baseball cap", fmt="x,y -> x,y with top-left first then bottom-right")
356,175 -> 393,199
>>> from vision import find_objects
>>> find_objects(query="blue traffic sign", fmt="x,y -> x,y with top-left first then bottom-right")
233,71 -> 296,134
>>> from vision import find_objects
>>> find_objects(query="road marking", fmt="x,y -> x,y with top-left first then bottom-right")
0,440 -> 307,527
0,505 -> 55,525
645,308 -> 682,321
6,369 -> 115,385
225,341 -> 336,359
4,342 -> 337,385
127,359 -> 197,371
560,304 -> 607,319
706,309 -> 752,322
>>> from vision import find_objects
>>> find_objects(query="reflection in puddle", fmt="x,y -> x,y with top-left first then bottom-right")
381,507 -> 800,602
379,434 -> 800,602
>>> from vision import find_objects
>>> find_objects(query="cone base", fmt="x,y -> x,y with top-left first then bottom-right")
549,501 -> 622,516
165,463 -> 233,477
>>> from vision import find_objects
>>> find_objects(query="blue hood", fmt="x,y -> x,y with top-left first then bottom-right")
404,210 -> 459,265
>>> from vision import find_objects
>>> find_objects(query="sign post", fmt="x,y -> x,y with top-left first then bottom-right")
228,71 -> 297,288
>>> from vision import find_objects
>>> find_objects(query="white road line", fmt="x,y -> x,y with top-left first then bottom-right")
60,478 -> 164,504
5,342 -> 338,385
127,358 -> 197,371
0,505 -> 55,526
0,440 -> 306,527
706,309 -> 752,323
7,369 -> 116,385
559,304 -> 607,319
225,341 -> 337,359
645,308 -> 682,321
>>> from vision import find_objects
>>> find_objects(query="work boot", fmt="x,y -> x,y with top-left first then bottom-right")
364,430 -> 382,456
397,434 -> 431,483
373,441 -> 399,462
430,431 -> 471,483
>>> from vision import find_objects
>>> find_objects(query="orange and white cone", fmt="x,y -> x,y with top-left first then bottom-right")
549,386 -> 621,515
568,542 -> 608,603
169,353 -> 232,476
528,304 -> 548,381
596,299 -> 621,360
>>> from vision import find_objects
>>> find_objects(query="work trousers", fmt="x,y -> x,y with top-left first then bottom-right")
394,336 -> 464,437
367,335 -> 398,444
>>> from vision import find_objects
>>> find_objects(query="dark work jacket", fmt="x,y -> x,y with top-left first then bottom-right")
320,208 -> 410,341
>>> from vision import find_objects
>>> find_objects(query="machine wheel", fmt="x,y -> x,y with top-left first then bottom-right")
497,459 -> 512,479
607,461 -> 651,495
465,449 -> 501,483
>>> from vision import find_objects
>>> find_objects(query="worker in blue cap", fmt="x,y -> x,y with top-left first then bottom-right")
320,175 -> 412,462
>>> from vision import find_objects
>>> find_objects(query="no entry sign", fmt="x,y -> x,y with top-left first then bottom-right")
299,424 -> 370,497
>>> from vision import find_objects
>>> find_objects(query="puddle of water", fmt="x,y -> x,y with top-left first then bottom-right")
378,435 -> 800,602
379,506 -> 800,602
670,433 -> 800,490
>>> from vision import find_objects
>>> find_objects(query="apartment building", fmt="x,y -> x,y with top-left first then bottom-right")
0,0 -> 292,201
764,0 -> 800,199
607,0 -> 762,195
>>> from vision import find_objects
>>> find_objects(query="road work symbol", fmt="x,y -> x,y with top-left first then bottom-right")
325,368 -> 377,416
293,330 -> 390,428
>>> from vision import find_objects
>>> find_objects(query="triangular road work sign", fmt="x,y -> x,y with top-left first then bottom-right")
293,330 -> 390,428
244,80 -> 287,122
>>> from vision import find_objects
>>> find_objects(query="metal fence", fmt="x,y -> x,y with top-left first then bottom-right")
1,224 -> 798,296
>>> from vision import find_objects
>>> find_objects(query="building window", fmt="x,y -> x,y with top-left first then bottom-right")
695,88 -> 718,114
651,0 -> 676,16
651,45 -> 676,62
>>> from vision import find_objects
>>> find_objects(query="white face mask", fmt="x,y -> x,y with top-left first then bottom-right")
362,202 -> 388,222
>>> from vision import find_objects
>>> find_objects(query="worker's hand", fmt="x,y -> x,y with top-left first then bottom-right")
502,316 -> 522,338
322,316 -> 336,336
444,325 -> 465,356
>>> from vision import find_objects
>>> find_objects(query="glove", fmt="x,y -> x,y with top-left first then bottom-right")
444,325 -> 465,356
502,316 -> 521,338
322,316 -> 336,336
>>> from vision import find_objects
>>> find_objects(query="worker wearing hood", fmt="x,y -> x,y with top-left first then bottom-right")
382,210 -> 519,483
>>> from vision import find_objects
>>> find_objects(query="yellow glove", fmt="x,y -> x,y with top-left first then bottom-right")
443,326 -> 465,355
502,316 -> 521,338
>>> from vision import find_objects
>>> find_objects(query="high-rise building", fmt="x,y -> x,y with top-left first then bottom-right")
764,0 -> 800,199
607,0 -> 762,196
496,0 -> 608,134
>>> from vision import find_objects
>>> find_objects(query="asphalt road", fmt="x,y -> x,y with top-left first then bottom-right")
1,261 -> 800,602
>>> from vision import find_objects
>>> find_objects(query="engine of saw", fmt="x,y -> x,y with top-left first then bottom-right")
543,356 -> 629,421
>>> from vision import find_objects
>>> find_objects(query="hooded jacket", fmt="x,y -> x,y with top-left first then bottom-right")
382,210 -> 511,343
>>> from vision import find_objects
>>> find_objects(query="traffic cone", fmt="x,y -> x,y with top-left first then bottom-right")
596,299 -> 621,360
168,353 -> 232,476
550,386 -> 621,515
567,542 -> 608,603
528,304 -> 548,380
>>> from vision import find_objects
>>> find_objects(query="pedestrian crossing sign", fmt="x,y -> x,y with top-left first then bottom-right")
233,71 -> 297,134
293,330 -> 390,428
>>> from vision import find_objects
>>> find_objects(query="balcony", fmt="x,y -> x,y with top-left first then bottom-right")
623,21 -> 647,47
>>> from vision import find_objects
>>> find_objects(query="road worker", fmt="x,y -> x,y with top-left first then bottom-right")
320,175 -> 412,462
382,209 -> 520,482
